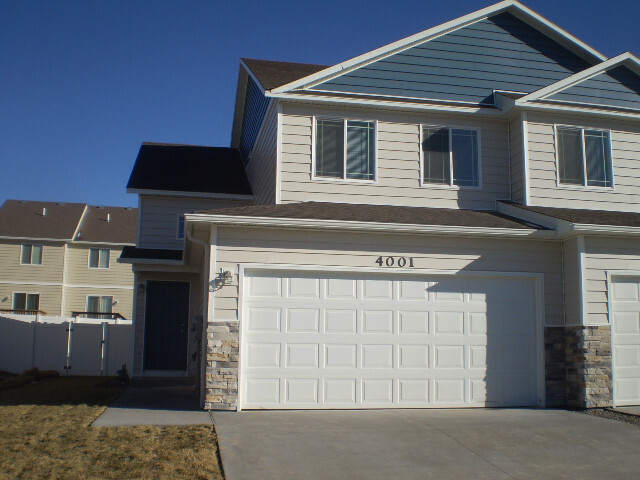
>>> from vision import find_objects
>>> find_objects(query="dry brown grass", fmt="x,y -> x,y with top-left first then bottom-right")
0,377 -> 223,480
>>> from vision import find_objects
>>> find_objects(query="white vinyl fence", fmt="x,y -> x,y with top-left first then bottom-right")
0,315 -> 133,376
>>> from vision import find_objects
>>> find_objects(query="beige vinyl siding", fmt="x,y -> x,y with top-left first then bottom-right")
0,283 -> 63,315
64,286 -> 133,319
279,103 -> 511,210
0,241 -> 64,284
562,237 -> 582,325
65,245 -> 133,287
527,113 -> 640,212
212,226 -> 564,326
132,271 -> 203,376
509,115 -> 525,204
138,196 -> 252,249
584,236 -> 640,325
245,100 -> 278,204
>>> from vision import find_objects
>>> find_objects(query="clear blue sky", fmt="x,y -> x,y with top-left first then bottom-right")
2,0 -> 639,207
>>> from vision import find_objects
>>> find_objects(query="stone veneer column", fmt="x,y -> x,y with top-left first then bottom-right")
204,321 -> 240,410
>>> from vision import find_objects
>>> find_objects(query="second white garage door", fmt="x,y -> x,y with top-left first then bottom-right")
240,270 -> 540,409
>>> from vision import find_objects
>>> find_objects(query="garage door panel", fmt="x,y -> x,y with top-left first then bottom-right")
241,271 -> 539,409
612,277 -> 640,406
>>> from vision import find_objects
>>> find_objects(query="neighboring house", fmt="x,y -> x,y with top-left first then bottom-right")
0,200 -> 137,320
125,0 -> 640,411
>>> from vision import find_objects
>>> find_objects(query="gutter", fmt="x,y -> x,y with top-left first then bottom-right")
185,213 -> 553,239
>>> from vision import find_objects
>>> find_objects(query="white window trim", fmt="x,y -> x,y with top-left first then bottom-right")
88,248 -> 111,270
311,116 -> 378,184
86,294 -> 115,313
12,291 -> 41,311
176,213 -> 185,240
554,123 -> 615,190
19,244 -> 43,266
419,124 -> 483,190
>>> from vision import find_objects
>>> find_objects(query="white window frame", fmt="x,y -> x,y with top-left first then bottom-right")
86,295 -> 114,313
88,248 -> 110,269
311,116 -> 378,184
176,214 -> 185,240
19,244 -> 43,266
554,123 -> 615,190
12,291 -> 40,311
419,124 -> 482,190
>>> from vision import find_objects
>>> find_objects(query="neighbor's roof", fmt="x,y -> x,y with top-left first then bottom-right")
241,58 -> 328,91
77,206 -> 138,244
0,200 -> 137,243
195,202 -> 541,230
126,143 -> 253,196
508,204 -> 640,227
0,200 -> 87,240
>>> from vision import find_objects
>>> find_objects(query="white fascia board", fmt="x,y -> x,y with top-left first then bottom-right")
496,202 -> 565,230
268,92 -> 504,116
570,224 -> 640,236
519,53 -> 640,103
271,0 -> 605,94
71,241 -> 135,247
239,59 -> 267,93
127,188 -> 253,201
185,213 -> 553,239
0,235 -> 69,243
513,101 -> 640,121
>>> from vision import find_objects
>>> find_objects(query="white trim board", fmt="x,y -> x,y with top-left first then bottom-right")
270,1 -> 604,94
127,188 -> 253,201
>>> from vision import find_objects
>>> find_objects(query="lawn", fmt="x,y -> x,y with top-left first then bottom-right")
0,376 -> 224,479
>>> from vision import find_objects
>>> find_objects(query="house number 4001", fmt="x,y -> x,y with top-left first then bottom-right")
375,256 -> 415,268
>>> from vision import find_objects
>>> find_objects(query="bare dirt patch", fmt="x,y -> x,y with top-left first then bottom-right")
0,376 -> 223,479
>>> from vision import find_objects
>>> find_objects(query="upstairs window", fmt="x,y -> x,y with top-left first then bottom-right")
315,118 -> 376,181
89,248 -> 110,269
422,126 -> 480,187
177,215 -> 185,240
557,126 -> 613,187
13,293 -> 39,311
87,295 -> 113,314
20,244 -> 42,265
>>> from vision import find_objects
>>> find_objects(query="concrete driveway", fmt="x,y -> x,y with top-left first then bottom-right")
212,408 -> 640,480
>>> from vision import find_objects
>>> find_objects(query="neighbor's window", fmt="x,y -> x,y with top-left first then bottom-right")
315,118 -> 375,180
20,244 -> 42,265
177,215 -> 185,240
422,126 -> 480,187
89,248 -> 110,269
13,293 -> 40,311
557,126 -> 613,187
87,295 -> 113,314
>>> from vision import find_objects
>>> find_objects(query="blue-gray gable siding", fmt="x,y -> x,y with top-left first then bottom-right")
309,13 -> 591,105
547,66 -> 640,110
239,76 -> 271,163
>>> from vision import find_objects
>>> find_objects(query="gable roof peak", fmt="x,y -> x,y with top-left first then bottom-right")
270,0 -> 606,95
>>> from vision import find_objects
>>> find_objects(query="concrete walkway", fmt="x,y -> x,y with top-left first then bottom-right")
92,386 -> 212,427
212,408 -> 640,480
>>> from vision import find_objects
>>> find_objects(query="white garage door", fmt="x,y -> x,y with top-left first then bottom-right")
612,277 -> 640,406
240,270 -> 540,409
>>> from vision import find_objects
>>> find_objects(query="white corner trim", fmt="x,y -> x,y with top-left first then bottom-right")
519,52 -> 640,103
521,112 -> 531,206
577,235 -> 587,326
208,225 -> 217,324
270,0 -> 605,94
185,212 -> 551,238
275,102 -> 283,204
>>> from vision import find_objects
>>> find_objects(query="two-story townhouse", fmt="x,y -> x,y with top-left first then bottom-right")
126,0 -> 640,411
0,200 -> 136,320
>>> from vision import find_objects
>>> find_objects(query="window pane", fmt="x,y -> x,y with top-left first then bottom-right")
87,296 -> 99,312
100,296 -> 113,313
32,245 -> 42,265
98,249 -> 110,269
558,128 -> 584,185
21,245 -> 32,264
315,119 -> 344,178
13,293 -> 26,310
422,127 -> 450,184
346,121 -> 375,180
89,249 -> 98,268
26,294 -> 39,311
584,130 -> 612,187
452,129 -> 479,187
